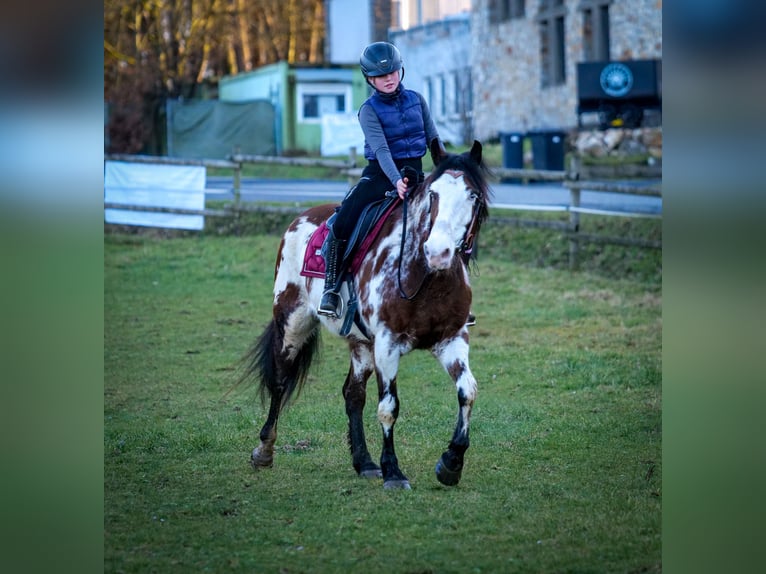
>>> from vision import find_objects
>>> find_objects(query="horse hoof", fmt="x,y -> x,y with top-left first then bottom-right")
250,448 -> 273,469
435,456 -> 462,486
383,479 -> 411,490
359,468 -> 383,479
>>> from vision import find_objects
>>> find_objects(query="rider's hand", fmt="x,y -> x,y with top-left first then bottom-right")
396,178 -> 408,200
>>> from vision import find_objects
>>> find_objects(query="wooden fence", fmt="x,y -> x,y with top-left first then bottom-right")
104,152 -> 661,269
489,164 -> 661,269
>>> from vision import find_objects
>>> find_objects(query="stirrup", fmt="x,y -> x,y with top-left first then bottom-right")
318,291 -> 343,318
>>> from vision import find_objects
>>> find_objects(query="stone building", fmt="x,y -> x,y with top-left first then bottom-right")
470,0 -> 662,140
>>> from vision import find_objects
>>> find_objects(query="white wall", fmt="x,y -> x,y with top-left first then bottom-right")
396,0 -> 472,29
327,0 -> 372,64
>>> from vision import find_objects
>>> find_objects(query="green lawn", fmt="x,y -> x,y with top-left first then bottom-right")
105,229 -> 661,573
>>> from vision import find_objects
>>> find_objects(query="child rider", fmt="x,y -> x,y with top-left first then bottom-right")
318,41 -> 444,318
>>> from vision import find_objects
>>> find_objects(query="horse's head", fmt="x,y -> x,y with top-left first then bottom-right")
418,140 -> 492,271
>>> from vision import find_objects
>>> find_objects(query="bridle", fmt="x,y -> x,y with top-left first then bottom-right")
396,173 -> 483,300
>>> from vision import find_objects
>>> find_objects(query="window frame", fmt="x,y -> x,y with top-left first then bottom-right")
489,0 -> 526,24
537,0 -> 568,88
580,0 -> 611,61
296,83 -> 352,124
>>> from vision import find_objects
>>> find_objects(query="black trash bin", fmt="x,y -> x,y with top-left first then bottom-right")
528,130 -> 566,171
499,131 -> 524,182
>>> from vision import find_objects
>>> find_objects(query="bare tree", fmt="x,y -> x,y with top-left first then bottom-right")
104,0 -> 326,152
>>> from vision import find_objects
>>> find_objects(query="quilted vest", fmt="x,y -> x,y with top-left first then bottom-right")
363,87 -> 427,161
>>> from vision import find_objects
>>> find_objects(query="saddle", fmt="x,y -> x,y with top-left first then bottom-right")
302,166 -> 421,280
301,193 -> 400,279
301,193 -> 400,337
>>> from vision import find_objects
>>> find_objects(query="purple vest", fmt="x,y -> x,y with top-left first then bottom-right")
363,87 -> 427,161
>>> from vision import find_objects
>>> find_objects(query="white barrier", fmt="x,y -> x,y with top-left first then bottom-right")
104,161 -> 206,230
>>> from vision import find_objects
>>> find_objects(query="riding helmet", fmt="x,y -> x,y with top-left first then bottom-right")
360,42 -> 403,77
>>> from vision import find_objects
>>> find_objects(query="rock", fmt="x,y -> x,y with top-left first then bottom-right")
602,129 -> 625,152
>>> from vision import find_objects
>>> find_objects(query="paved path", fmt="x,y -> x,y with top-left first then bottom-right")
206,177 -> 662,217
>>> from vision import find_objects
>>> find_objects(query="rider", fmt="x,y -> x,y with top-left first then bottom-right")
318,41 -> 443,318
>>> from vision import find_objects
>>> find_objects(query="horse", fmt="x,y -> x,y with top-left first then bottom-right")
239,140 -> 492,489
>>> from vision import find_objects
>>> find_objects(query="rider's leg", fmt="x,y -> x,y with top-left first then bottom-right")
318,224 -> 346,317
318,175 -> 379,318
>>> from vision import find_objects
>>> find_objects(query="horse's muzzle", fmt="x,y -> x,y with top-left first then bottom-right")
423,242 -> 454,271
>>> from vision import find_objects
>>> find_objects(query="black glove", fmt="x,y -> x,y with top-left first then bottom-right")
399,166 -> 420,189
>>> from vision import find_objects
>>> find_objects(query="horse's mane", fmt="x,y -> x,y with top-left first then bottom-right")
418,150 -> 493,228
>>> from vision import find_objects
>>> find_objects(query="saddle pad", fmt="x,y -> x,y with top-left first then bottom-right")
300,198 -> 400,279
301,222 -> 329,278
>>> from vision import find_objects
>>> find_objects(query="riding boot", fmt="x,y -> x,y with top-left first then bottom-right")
318,229 -> 346,318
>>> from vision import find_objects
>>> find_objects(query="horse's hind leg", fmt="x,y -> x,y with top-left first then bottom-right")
251,391 -> 282,468
343,341 -> 382,478
433,335 -> 477,486
243,302 -> 320,470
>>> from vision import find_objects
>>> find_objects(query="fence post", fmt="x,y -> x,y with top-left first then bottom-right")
349,146 -> 357,167
569,188 -> 580,270
567,156 -> 581,270
233,164 -> 242,206
232,146 -> 242,207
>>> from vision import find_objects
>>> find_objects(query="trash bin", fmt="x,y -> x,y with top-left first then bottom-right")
500,131 -> 524,182
528,130 -> 566,171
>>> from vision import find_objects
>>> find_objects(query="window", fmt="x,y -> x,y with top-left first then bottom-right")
581,0 -> 611,61
296,83 -> 351,123
454,68 -> 473,117
490,0 -> 526,23
453,71 -> 461,115
424,77 -> 434,111
439,75 -> 447,117
463,68 -> 473,115
537,0 -> 567,87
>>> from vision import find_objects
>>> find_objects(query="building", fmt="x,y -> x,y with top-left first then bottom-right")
218,1 -> 661,154
470,0 -> 662,140
219,61 -> 368,155
327,0 -> 394,63
393,0 -> 472,29
390,14 -> 473,145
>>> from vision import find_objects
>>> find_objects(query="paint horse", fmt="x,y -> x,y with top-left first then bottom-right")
240,140 -> 492,489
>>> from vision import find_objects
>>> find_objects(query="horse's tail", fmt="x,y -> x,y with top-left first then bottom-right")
238,318 -> 321,409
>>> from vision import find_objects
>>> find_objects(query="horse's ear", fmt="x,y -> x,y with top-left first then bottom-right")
470,140 -> 482,165
430,138 -> 447,166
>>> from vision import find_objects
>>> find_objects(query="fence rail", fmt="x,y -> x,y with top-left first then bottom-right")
230,152 -> 356,169
104,153 -> 661,269
106,153 -> 239,169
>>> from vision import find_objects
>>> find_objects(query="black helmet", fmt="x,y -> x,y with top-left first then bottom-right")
360,42 -> 403,77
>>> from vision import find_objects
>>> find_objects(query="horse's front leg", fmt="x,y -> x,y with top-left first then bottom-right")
374,337 -> 410,490
343,341 -> 382,478
433,333 -> 477,486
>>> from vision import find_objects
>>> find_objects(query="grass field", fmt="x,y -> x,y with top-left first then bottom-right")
104,223 -> 661,572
